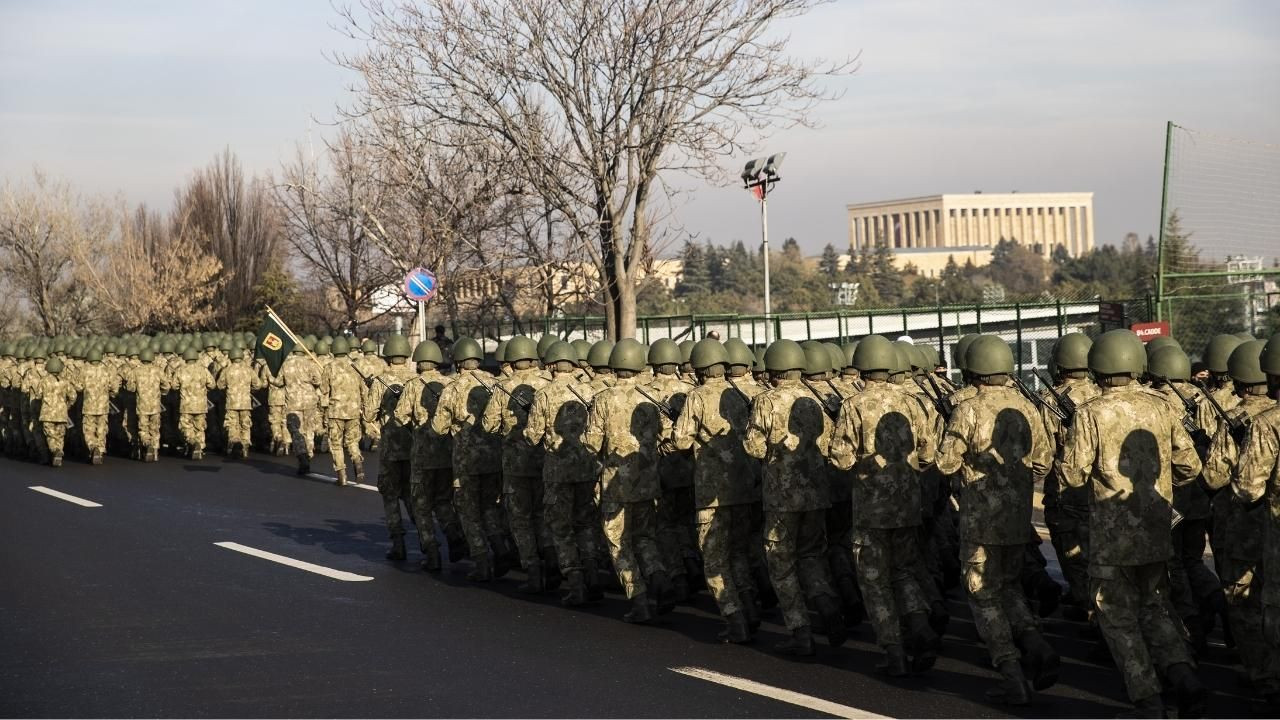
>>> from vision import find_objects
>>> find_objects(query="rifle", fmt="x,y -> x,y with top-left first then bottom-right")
635,384 -> 678,421
801,378 -> 840,420
913,375 -> 952,421
494,378 -> 532,411
352,364 -> 403,396
1193,379 -> 1249,444
724,375 -> 753,405
1167,381 -> 1216,451
1012,373 -> 1068,423
922,370 -> 955,420
567,383 -> 594,409
1034,370 -> 1077,427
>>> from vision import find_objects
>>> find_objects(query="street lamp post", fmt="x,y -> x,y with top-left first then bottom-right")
742,153 -> 785,344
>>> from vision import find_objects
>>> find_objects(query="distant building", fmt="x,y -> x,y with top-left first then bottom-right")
846,192 -> 1095,276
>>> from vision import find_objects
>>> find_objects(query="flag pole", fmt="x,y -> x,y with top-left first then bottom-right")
264,305 -> 325,371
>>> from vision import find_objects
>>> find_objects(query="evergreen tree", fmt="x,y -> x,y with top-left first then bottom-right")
818,243 -> 841,277
782,236 -> 802,261
675,241 -> 708,297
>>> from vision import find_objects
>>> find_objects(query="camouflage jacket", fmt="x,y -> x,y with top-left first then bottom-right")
672,376 -> 757,508
936,384 -> 1053,545
744,378 -> 832,513
1154,382 -> 1215,519
171,362 -> 214,414
320,358 -> 366,421
646,372 -> 695,489
1199,380 -> 1241,433
356,354 -> 388,422
373,362 -> 417,461
583,375 -> 670,504
395,369 -> 453,469
481,367 -> 548,478
1040,377 -> 1102,510
125,364 -> 169,415
1202,394 -> 1274,562
1060,382 -> 1201,567
1231,405 -> 1280,608
275,355 -> 321,411
35,374 -> 78,423
826,380 -> 930,528
217,360 -> 263,411
524,372 -> 596,484
431,370 -> 501,476
259,361 -> 287,407
76,362 -> 120,416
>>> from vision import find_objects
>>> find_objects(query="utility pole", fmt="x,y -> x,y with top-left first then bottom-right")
741,153 -> 786,344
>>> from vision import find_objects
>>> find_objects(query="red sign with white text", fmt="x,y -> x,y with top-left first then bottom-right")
1130,321 -> 1170,342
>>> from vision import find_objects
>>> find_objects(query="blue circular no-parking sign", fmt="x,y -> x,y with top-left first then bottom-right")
404,267 -> 438,302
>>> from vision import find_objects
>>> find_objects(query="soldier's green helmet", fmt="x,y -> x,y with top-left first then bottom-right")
452,337 -> 483,362
1144,336 -> 1181,355
678,340 -> 696,365
609,338 -> 648,373
412,340 -> 443,364
587,340 -> 615,369
892,341 -> 922,371
30,346 -> 47,360
494,339 -> 509,363
1203,334 -> 1244,374
1228,340 -> 1266,385
315,340 -> 332,357
361,339 -> 377,354
85,348 -> 102,363
764,339 -> 806,373
571,339 -> 592,363
690,339 -> 729,370
853,335 -> 896,373
543,340 -> 576,366
1147,346 -> 1190,382
722,338 -> 753,368
505,336 -> 538,363
965,336 -> 1014,376
183,348 -> 199,362
1053,333 -> 1093,371
331,337 -> 350,355
140,348 -> 155,363
104,339 -> 119,355
382,334 -> 411,359
46,357 -> 64,374
919,345 -> 940,370
823,343 -> 844,373
648,338 -> 682,366
536,334 -> 557,360
1234,332 -> 1256,342
1261,334 -> 1280,377
953,334 -> 981,372
1089,330 -> 1145,377
219,338 -> 233,353
753,347 -> 766,373
799,341 -> 828,375
841,341 -> 860,370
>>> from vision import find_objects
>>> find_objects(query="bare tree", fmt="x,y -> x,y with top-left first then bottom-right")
337,0 -> 852,339
0,170 -> 111,334
175,148 -> 284,326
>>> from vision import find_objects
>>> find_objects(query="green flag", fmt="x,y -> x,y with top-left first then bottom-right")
254,310 -> 296,377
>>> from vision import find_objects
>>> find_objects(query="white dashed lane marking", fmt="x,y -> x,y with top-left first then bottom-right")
307,472 -> 378,492
28,486 -> 103,508
670,666 -> 892,719
214,542 -> 374,582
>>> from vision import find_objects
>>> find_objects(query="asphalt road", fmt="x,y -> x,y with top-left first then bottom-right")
0,451 -> 1265,718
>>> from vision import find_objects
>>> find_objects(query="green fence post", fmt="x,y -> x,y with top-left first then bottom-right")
976,304 -> 983,333
1056,299 -> 1064,337
1015,302 -> 1023,373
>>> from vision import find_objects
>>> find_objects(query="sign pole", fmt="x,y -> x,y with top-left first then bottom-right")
761,193 -> 772,344
417,300 -> 426,344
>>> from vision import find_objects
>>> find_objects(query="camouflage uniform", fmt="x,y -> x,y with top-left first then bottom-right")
35,373 -> 77,461
260,361 -> 289,454
827,380 -> 934,649
744,378 -> 836,631
276,355 -> 322,462
672,375 -> 756,618
216,358 -> 262,455
76,362 -> 120,459
432,372 -> 505,564
1060,382 -> 1201,703
583,374 -> 671,599
482,367 -> 550,572
396,369 -> 463,559
647,372 -> 699,588
357,352 -> 388,447
373,363 -> 418,539
172,361 -> 215,455
1233,406 -> 1280,658
320,357 -> 366,478
125,362 -> 168,457
525,373 -> 600,578
0,357 -> 20,455
936,384 -> 1053,668
1204,394 -> 1278,695
21,361 -> 50,457
1039,376 -> 1102,608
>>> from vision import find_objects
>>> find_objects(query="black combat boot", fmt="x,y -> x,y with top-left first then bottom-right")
420,543 -> 441,573
1165,662 -> 1206,719
648,571 -> 675,615
334,469 -> 347,487
774,626 -> 815,657
488,535 -> 513,578
984,660 -> 1031,706
814,594 -> 848,648
446,528 -> 468,563
191,449 -> 203,461
560,570 -> 588,607
929,598 -> 951,635
837,575 -> 866,626
91,451 -> 103,465
296,455 -> 310,476
519,561 -> 546,594
541,546 -> 562,591
467,554 -> 493,582
1118,694 -> 1165,718
354,465 -> 366,485
583,558 -> 605,602
721,611 -> 752,644
385,534 -> 407,562
683,556 -> 706,592
740,589 -> 762,631
623,593 -> 654,624
1016,628 -> 1060,690
1037,576 -> 1062,618
906,611 -> 940,672
754,566 -> 779,610
876,645 -> 909,677
51,453 -> 62,467
670,572 -> 691,603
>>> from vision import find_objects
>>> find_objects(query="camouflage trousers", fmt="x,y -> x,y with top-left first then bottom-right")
178,413 -> 206,453
853,526 -> 930,649
224,409 -> 253,451
410,465 -> 461,555
455,472 -> 505,561
40,421 -> 66,458
136,413 -> 160,452
267,404 -> 287,449
326,418 -> 363,474
1167,518 -> 1220,622
377,458 -> 412,538
1219,557 -> 1280,693
1045,503 -> 1091,606
544,481 -> 599,574
81,413 -> 108,454
505,473 -> 553,568
286,407 -> 316,458
362,417 -> 381,445
963,541 -> 1039,667
826,501 -> 856,590
1091,562 -> 1192,702
659,484 -> 698,576
601,499 -> 666,599
696,504 -> 753,618
4,409 -> 24,454
764,510 -> 836,631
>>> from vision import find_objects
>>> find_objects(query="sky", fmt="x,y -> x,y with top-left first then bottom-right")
1,0 -> 1277,257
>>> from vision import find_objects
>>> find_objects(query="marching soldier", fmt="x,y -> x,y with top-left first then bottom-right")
172,348 -> 215,460
645,338 -> 700,601
76,348 -> 120,465
320,337 -> 367,486
371,335 -> 418,561
216,342 -> 263,459
126,349 -> 167,463
34,357 -> 77,466
277,344 -> 322,475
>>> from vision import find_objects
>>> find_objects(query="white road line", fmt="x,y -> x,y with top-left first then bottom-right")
670,666 -> 891,720
307,472 -> 378,492
214,542 -> 374,582
28,486 -> 103,508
